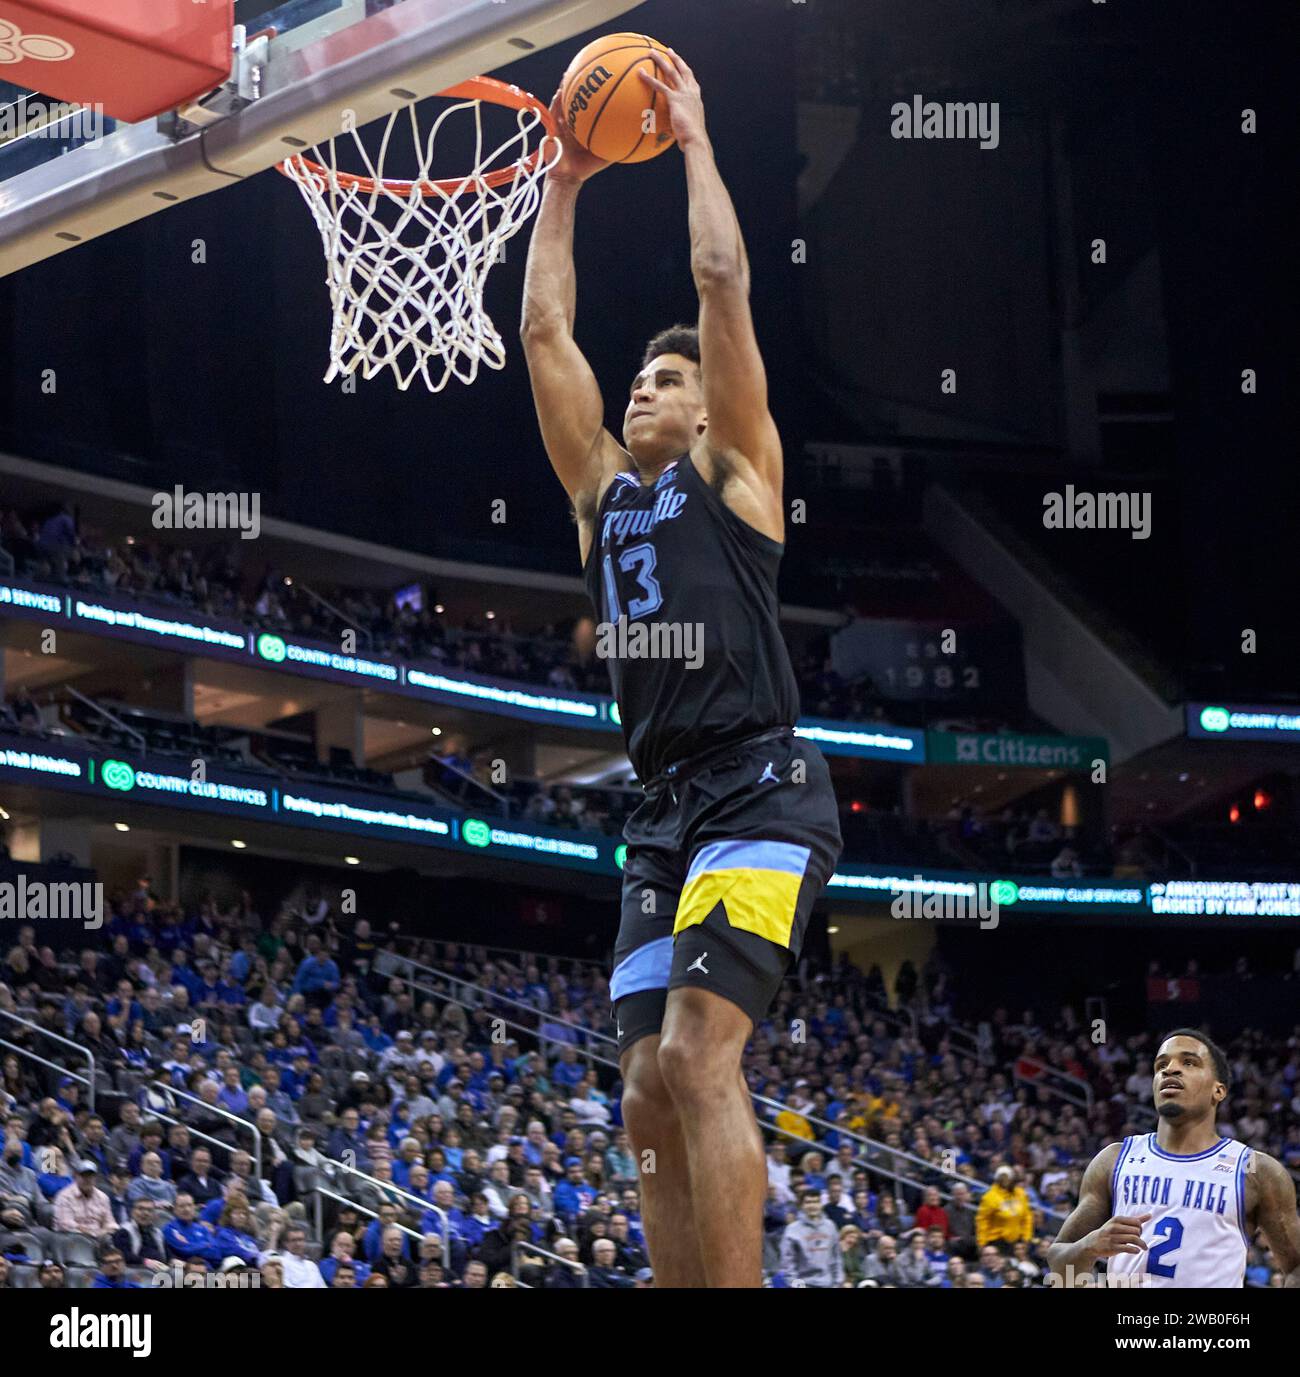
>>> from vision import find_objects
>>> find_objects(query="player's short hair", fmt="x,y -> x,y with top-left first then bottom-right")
641,324 -> 700,373
1159,1028 -> 1230,1090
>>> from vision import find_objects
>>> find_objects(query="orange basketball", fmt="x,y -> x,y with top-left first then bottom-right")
560,33 -> 678,164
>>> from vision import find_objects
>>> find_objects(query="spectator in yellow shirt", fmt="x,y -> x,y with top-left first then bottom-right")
774,1107 -> 814,1141
975,1166 -> 1033,1248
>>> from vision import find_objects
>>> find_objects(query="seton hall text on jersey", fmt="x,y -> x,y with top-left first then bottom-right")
1118,1172 -> 1232,1216
600,487 -> 688,547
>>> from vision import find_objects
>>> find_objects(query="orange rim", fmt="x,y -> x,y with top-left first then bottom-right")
277,77 -> 557,197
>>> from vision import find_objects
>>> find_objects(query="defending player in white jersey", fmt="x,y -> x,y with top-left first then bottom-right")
1048,1029 -> 1300,1288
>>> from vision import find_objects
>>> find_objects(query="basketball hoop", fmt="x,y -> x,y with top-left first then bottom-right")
278,78 -> 560,392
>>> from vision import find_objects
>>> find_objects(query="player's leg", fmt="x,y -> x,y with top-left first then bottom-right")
658,732 -> 844,1287
610,836 -> 705,1287
616,1012 -> 707,1288
657,983 -> 766,1287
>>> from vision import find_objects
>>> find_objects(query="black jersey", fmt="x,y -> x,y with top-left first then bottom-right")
581,451 -> 800,782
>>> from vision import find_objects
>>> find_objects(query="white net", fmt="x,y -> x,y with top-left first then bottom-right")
281,88 -> 560,392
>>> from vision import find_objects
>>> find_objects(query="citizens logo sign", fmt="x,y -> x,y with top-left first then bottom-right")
927,730 -> 1108,768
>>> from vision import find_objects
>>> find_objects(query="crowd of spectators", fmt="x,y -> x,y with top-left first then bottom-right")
2,502 -> 986,729
0,888 -> 652,1290
1,883 -> 1295,1290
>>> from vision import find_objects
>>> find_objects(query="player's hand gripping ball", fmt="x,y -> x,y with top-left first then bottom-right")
560,33 -> 693,163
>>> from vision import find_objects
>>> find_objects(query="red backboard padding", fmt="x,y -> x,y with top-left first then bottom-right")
0,1 -> 233,123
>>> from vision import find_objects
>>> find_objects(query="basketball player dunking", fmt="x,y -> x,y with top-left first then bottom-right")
520,49 -> 842,1288
1048,1030 -> 1300,1288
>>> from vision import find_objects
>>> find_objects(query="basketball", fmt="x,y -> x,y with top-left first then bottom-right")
561,32 -> 678,164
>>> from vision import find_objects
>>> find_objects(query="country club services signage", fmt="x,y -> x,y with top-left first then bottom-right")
1,575 -> 1109,768
0,731 -> 1292,918
1186,703 -> 1300,743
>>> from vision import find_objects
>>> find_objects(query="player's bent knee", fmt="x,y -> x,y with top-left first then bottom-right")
620,1081 -> 677,1147
656,1030 -> 732,1106
620,1039 -> 680,1144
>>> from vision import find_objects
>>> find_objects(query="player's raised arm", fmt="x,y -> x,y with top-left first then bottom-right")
1046,1143 -> 1149,1284
519,95 -> 623,509
1250,1153 -> 1300,1287
640,51 -> 782,498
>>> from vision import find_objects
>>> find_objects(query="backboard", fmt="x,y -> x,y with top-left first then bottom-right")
0,0 -> 645,277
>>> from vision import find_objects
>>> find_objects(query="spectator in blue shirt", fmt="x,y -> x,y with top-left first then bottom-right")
977,1244 -> 1005,1288
924,1227 -> 950,1283
420,1180 -> 466,1240
391,1138 -> 423,1189
169,951 -> 203,999
293,936 -> 340,1002
361,1204 -> 404,1262
228,938 -> 257,986
552,1157 -> 595,1223
126,1124 -> 169,1179
523,1120 -> 550,1167
36,503 -> 76,565
551,1045 -> 586,1091
327,1107 -> 369,1169
217,1067 -> 249,1117
459,1192 -> 496,1249
92,1248 -> 139,1289
213,1200 -> 261,1266
362,1017 -> 394,1055
800,1149 -> 829,1194
320,1231 -> 371,1286
163,1193 -> 221,1263
259,1066 -> 298,1126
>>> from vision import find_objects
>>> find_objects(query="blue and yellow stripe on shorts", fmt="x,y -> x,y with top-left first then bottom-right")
672,839 -> 811,948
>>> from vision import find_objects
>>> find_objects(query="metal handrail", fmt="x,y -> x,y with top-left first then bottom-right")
426,755 -> 512,814
390,933 -> 608,980
0,1008 -> 97,1112
751,1092 -> 1068,1229
0,1037 -> 91,1096
63,684 -> 147,753
389,967 -> 1070,1223
753,1093 -> 960,1195
392,969 -> 621,1075
135,1104 -> 259,1183
309,1185 -> 436,1268
1012,1056 -> 1094,1112
145,1079 -> 262,1178
282,577 -> 373,651
511,1238 -> 588,1287
388,962 -> 1063,1222
313,1152 -> 451,1259
389,952 -> 618,1049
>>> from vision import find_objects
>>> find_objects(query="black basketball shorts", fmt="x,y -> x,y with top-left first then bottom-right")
609,725 -> 842,1056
